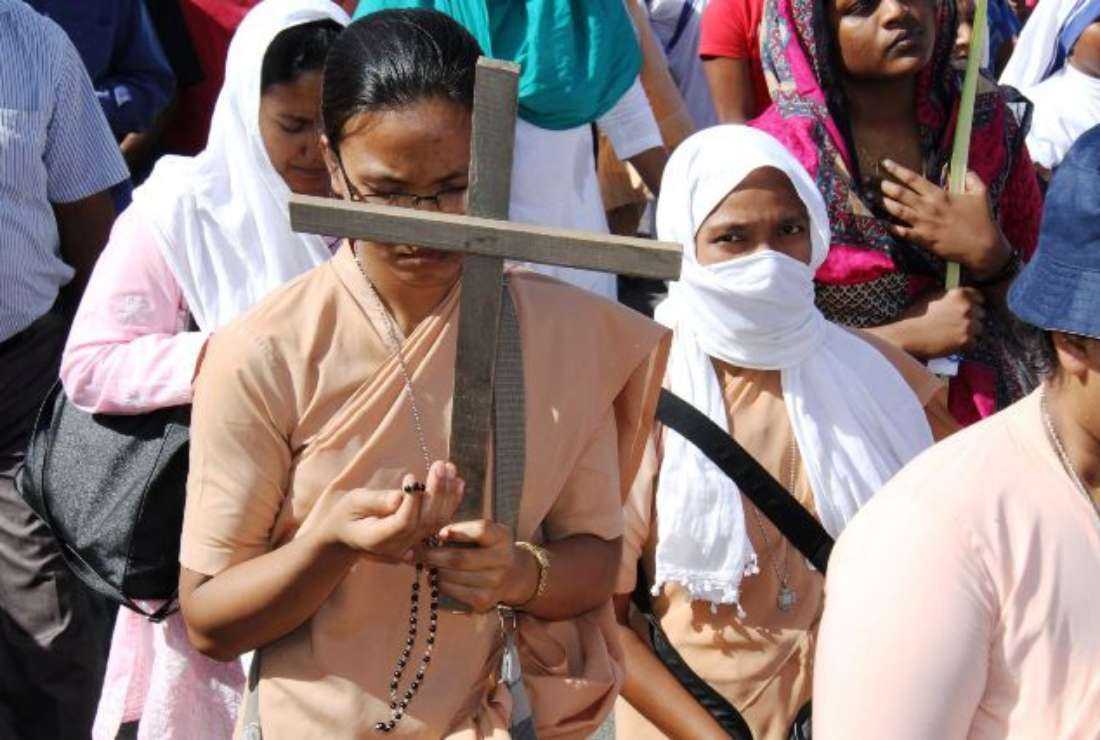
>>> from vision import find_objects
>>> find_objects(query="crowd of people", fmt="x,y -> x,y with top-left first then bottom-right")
0,0 -> 1098,738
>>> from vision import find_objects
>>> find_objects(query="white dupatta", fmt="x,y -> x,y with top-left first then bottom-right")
131,0 -> 349,331
1000,0 -> 1100,169
652,126 -> 934,609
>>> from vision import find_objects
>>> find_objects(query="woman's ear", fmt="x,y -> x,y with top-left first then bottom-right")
320,135 -> 345,198
1052,332 -> 1093,380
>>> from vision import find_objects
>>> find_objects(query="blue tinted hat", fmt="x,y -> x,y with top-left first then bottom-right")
1009,124 -> 1100,339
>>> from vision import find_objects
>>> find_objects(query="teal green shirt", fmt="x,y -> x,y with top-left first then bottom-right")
353,0 -> 642,130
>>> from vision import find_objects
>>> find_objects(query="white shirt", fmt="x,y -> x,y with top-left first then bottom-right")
0,0 -> 128,341
1024,63 -> 1100,170
645,0 -> 718,129
510,78 -> 662,300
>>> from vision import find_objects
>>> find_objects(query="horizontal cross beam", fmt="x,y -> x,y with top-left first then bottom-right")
289,194 -> 682,281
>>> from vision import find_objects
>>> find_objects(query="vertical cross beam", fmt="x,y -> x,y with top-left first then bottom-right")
449,59 -> 520,523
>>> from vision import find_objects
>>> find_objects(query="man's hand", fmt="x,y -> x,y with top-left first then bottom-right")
54,190 -> 117,314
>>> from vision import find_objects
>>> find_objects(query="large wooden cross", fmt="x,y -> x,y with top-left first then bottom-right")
291,57 -> 680,542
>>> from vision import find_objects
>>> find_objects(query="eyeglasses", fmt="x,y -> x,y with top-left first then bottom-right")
335,155 -> 467,213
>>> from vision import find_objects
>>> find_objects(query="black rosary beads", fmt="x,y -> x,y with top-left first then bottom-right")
374,539 -> 440,733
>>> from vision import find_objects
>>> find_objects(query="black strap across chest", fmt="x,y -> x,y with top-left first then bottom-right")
655,389 -> 834,573
629,389 -> 834,739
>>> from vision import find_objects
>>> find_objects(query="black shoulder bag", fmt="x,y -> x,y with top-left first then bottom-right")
16,381 -> 190,621
631,389 -> 834,739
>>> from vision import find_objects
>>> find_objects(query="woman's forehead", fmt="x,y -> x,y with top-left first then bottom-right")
721,167 -> 806,209
734,166 -> 799,191
260,71 -> 323,113
336,101 -> 472,185
702,169 -> 809,227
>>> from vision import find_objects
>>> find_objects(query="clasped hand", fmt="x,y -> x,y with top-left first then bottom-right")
322,460 -> 535,613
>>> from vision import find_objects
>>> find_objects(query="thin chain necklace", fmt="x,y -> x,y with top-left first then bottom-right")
1040,386 -> 1100,521
351,242 -> 440,734
748,438 -> 799,613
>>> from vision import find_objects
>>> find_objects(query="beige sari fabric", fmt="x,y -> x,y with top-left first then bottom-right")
181,244 -> 670,738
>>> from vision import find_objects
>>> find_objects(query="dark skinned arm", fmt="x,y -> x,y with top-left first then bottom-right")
626,147 -> 669,198
702,57 -> 757,123
422,524 -> 622,620
612,594 -> 730,739
868,162 -> 1019,359
520,535 -> 621,619
120,96 -> 176,174
182,525 -> 620,660
179,534 -> 359,662
181,464 -> 465,661
421,408 -> 631,619
53,190 -> 117,315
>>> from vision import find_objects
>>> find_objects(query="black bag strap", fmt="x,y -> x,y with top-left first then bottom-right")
52,535 -> 178,622
631,562 -> 754,739
627,390 -> 830,738
656,389 -> 834,573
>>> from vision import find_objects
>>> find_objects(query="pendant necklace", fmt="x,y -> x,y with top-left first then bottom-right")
748,439 -> 800,613
1040,386 -> 1100,521
352,243 -> 440,734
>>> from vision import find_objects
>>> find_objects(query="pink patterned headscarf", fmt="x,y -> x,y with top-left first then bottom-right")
752,0 -> 1044,424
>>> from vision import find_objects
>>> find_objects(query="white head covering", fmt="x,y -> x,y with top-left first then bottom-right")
652,125 -> 934,610
131,0 -> 349,330
1001,0 -> 1100,89
1000,0 -> 1100,169
1022,64 -> 1100,169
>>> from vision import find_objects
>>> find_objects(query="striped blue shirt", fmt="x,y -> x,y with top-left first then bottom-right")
0,0 -> 129,342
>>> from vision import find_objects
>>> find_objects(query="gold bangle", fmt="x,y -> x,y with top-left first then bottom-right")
514,541 -> 550,609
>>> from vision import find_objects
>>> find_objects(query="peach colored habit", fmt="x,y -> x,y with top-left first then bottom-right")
616,330 -> 957,740
181,244 -> 670,738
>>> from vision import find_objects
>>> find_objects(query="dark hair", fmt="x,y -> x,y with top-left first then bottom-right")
261,20 -> 344,94
1012,317 -> 1059,382
321,9 -> 482,148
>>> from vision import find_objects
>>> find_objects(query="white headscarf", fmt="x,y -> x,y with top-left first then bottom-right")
131,0 -> 349,331
1000,0 -> 1100,170
1001,0 -> 1100,89
652,126 -> 934,609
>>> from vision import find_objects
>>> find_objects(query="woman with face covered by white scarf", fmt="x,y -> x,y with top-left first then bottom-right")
612,125 -> 958,740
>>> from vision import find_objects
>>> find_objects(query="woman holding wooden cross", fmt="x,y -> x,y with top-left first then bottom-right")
176,9 -> 670,738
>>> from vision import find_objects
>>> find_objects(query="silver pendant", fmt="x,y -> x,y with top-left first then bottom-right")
777,584 -> 797,613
